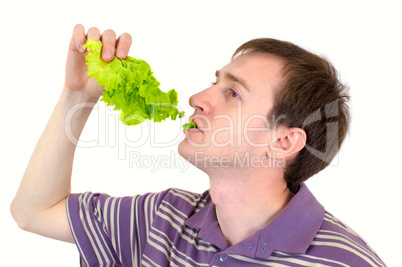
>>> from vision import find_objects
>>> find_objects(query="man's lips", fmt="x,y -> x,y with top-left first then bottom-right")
184,128 -> 202,133
187,117 -> 203,133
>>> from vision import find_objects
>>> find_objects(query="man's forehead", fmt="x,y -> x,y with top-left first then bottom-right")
215,70 -> 250,93
221,53 -> 285,88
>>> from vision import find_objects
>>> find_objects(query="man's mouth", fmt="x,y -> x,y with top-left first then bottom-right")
182,118 -> 199,133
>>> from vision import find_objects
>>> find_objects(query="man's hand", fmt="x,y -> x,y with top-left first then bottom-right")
64,24 -> 133,100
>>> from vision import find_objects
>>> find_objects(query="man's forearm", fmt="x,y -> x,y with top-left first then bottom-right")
11,87 -> 98,229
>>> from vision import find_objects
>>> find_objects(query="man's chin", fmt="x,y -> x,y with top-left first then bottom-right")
178,141 -> 205,170
177,140 -> 192,162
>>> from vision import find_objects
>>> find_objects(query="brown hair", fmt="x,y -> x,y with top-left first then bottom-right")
233,38 -> 351,193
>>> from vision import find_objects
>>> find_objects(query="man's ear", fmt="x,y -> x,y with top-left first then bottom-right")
268,127 -> 306,159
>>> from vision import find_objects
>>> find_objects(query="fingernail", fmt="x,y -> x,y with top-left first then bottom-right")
103,51 -> 113,60
78,44 -> 85,52
117,50 -> 126,58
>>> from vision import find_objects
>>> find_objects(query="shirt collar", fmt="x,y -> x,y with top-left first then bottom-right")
185,183 -> 324,257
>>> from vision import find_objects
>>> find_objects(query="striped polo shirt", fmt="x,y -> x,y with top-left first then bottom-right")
66,184 -> 385,266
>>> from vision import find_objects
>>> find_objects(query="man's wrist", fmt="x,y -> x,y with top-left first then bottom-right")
61,85 -> 101,104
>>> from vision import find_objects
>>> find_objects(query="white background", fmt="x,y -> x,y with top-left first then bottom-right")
1,0 -> 400,266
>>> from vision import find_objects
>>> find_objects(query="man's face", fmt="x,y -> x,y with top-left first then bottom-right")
178,53 -> 285,171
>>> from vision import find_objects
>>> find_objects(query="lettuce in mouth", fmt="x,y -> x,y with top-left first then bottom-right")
182,119 -> 197,132
83,39 -> 184,126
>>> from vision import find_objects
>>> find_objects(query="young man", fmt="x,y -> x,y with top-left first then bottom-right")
11,24 -> 385,266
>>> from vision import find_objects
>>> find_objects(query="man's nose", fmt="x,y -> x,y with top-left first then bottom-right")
189,88 -> 213,115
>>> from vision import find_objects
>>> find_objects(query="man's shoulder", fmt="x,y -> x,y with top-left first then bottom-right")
320,211 -> 368,244
319,211 -> 377,250
161,188 -> 209,202
307,210 -> 385,266
157,187 -> 211,215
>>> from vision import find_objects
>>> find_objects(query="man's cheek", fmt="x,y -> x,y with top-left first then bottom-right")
243,129 -> 269,148
210,127 -> 235,148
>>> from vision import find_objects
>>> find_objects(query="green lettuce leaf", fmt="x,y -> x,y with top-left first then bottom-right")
83,39 -> 184,126
182,119 -> 197,132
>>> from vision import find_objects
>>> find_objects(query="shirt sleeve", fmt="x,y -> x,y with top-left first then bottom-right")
66,190 -> 169,266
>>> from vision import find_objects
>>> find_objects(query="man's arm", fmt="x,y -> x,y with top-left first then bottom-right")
10,24 -> 132,243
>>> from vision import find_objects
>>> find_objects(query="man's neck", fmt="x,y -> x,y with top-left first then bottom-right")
208,167 -> 293,247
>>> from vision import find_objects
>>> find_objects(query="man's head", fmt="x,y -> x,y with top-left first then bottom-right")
179,38 -> 350,192
233,38 -> 350,192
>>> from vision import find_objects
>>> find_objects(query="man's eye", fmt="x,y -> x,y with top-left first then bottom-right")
211,82 -> 240,98
230,89 -> 240,98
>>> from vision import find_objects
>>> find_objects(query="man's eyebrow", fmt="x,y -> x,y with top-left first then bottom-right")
215,70 -> 250,93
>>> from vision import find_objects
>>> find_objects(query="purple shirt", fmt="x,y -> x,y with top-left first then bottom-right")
67,184 -> 385,266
